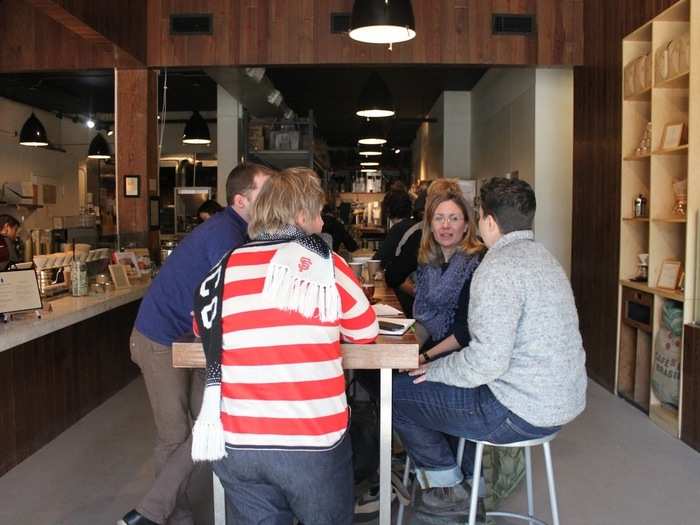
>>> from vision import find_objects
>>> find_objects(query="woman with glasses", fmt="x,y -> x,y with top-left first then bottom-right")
413,180 -> 485,364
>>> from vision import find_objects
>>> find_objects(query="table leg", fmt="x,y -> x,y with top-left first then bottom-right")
213,472 -> 225,525
379,367 -> 392,525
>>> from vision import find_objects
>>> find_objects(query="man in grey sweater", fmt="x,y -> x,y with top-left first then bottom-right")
393,177 -> 587,518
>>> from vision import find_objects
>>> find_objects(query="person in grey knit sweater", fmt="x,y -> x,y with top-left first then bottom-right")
393,177 -> 587,519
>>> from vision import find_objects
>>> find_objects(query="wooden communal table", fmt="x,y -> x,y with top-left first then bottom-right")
173,280 -> 417,525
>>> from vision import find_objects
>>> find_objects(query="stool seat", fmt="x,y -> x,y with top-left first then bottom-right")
472,431 -> 559,448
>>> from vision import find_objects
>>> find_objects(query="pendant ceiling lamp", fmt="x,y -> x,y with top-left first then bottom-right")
358,118 -> 387,145
356,72 -> 395,118
361,161 -> 379,166
182,111 -> 211,145
359,145 -> 382,156
19,113 -> 49,147
349,0 -> 416,46
88,133 -> 111,159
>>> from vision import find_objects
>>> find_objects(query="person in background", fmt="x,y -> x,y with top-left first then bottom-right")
192,167 -> 378,524
393,178 -> 587,519
196,199 -> 224,223
322,204 -> 359,253
119,163 -> 274,525
0,214 -> 21,271
373,191 -> 421,317
411,180 -> 432,222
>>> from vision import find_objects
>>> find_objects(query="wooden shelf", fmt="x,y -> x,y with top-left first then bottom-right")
655,70 -> 689,89
652,217 -> 687,224
653,144 -> 688,155
620,279 -> 684,301
623,217 -> 650,222
624,152 -> 652,160
624,87 -> 652,101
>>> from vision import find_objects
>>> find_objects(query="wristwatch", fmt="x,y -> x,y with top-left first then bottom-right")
422,352 -> 433,363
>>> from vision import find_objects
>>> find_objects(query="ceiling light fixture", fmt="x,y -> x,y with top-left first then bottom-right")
358,118 -> 387,145
356,72 -> 395,118
349,0 -> 416,48
182,111 -> 212,145
361,161 -> 379,166
87,133 -> 111,159
107,129 -> 114,136
394,148 -> 401,154
19,113 -> 49,147
86,118 -> 95,129
361,168 -> 379,173
359,145 -> 382,156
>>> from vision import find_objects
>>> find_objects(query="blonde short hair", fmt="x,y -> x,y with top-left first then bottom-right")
418,179 -> 484,266
248,167 -> 324,239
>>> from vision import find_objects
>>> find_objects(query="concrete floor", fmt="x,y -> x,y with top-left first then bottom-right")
0,378 -> 699,525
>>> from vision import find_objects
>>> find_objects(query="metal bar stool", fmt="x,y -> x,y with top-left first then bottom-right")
397,433 -> 560,525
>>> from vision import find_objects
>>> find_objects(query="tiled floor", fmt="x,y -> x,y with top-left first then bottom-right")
1,377 -> 700,525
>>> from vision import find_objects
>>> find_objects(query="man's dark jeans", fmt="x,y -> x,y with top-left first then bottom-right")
212,433 -> 354,525
393,373 -> 559,489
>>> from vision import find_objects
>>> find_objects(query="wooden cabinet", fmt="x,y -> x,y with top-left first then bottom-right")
681,324 -> 700,451
617,0 -> 699,438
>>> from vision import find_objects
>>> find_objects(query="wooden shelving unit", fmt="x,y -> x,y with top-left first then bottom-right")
617,0 -> 698,440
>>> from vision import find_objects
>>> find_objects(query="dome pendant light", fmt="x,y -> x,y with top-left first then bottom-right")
356,72 -> 395,118
358,118 -> 387,145
359,144 -> 383,156
349,0 -> 416,48
88,133 -> 111,159
182,111 -> 212,145
19,113 -> 49,147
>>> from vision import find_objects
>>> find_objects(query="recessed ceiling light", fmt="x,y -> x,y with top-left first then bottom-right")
86,119 -> 95,129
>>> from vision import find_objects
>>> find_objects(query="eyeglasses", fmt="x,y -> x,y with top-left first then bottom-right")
432,214 -> 464,225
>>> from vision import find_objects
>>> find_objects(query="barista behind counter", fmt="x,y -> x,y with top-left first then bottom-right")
0,214 -> 21,271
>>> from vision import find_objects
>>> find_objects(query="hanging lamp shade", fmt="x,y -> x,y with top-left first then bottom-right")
358,118 -> 387,145
356,72 -> 395,118
359,144 -> 382,156
349,0 -> 416,45
19,113 -> 49,147
88,133 -> 111,159
182,111 -> 211,145
361,161 -> 379,166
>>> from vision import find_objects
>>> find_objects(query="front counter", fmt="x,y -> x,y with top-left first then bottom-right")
0,284 -> 148,475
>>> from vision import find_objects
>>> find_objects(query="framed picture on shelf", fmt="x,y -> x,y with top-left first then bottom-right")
124,175 -> 141,198
660,122 -> 685,150
114,251 -> 142,278
657,260 -> 683,290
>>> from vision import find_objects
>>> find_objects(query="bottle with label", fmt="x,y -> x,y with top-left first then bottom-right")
634,194 -> 648,218
70,259 -> 88,296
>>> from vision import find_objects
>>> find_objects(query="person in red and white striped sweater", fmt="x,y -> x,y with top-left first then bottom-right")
193,167 -> 378,524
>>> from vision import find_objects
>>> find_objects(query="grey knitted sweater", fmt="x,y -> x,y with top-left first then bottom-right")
426,230 -> 587,427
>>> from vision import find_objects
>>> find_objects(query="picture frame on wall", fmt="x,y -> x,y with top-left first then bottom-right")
657,259 -> 683,290
660,122 -> 686,150
124,175 -> 141,198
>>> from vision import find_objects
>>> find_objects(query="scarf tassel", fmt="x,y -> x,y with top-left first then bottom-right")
192,383 -> 227,462
263,264 -> 339,322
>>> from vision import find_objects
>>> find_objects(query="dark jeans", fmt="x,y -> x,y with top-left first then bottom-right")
393,373 -> 559,489
212,433 -> 354,525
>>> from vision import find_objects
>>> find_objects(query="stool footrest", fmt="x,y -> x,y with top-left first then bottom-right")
487,510 -> 549,525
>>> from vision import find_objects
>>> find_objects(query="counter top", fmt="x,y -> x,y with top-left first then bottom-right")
0,283 -> 149,353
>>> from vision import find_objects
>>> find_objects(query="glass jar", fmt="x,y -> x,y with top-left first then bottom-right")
70,260 -> 88,296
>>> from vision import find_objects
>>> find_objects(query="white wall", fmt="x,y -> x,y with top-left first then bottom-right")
412,92 -> 471,181
0,97 -> 114,233
469,68 -> 574,275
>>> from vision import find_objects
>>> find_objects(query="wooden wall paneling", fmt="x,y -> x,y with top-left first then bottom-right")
571,0 -> 678,391
682,324 -> 700,451
116,69 -> 159,252
537,0 -> 584,65
0,0 -> 114,72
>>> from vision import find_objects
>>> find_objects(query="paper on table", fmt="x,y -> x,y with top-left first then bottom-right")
372,303 -> 402,316
377,317 -> 415,335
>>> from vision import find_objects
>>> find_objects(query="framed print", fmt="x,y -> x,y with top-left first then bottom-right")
0,269 -> 42,314
115,251 -> 141,277
660,122 -> 685,150
108,264 -> 131,289
657,260 -> 682,290
124,175 -> 141,198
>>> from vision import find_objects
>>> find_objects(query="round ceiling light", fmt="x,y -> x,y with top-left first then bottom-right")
19,113 -> 49,147
361,168 -> 379,173
358,118 -> 387,145
87,133 -> 111,159
361,161 -> 379,166
359,145 -> 382,156
182,111 -> 212,145
356,72 -> 395,118
349,0 -> 416,45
